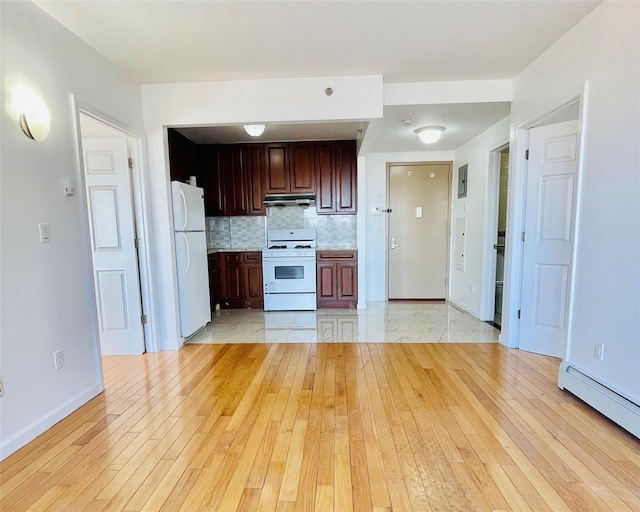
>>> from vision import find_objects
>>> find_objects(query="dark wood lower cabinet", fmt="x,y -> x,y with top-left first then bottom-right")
218,253 -> 244,309
207,253 -> 220,311
242,252 -> 264,309
216,251 -> 264,309
316,250 -> 358,309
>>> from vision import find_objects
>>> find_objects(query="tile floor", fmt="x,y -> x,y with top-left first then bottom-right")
188,301 -> 500,344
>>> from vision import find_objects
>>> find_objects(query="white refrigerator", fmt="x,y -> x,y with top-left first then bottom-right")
171,181 -> 211,338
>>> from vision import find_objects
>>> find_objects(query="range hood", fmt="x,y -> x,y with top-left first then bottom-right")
264,193 -> 316,207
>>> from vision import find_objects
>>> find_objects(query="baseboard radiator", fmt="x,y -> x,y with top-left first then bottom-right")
558,362 -> 640,438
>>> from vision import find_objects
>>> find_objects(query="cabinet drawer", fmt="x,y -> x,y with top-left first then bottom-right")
316,250 -> 357,261
242,251 -> 262,263
221,253 -> 242,264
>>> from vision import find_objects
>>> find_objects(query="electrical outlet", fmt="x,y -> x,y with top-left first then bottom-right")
0,376 -> 4,397
593,341 -> 605,362
54,349 -> 65,370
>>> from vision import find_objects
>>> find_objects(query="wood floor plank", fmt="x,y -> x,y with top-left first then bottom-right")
2,342 -> 638,512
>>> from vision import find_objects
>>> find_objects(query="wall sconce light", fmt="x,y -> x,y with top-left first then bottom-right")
415,126 -> 445,144
243,124 -> 266,137
13,86 -> 50,141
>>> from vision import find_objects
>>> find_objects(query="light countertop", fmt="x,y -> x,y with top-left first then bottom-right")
208,246 -> 357,254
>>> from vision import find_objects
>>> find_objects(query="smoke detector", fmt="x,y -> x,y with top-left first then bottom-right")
401,118 -> 414,127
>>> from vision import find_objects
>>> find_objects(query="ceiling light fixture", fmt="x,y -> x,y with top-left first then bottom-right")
243,124 -> 266,137
415,126 -> 445,144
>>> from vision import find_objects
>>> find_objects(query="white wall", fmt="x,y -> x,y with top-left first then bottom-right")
141,76 -> 383,348
0,1 -> 145,458
450,117 -> 510,317
510,1 -> 639,404
363,151 -> 455,301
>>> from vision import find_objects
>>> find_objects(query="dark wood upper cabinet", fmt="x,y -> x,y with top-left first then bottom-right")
265,144 -> 290,194
288,142 -> 316,193
242,145 -> 266,215
316,142 -> 336,214
315,140 -> 357,215
219,146 -> 247,216
168,129 -> 198,184
199,145 -> 224,216
335,140 -> 357,213
265,142 -> 316,194
181,139 -> 356,216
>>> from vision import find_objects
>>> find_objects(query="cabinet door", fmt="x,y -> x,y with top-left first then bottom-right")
289,142 -> 316,193
168,129 -> 198,183
335,140 -> 357,213
243,263 -> 264,308
242,145 -> 266,215
218,146 -> 247,216
219,253 -> 243,308
201,145 -> 224,216
230,146 -> 248,215
265,144 -> 289,194
337,262 -> 358,302
316,142 -> 335,214
317,262 -> 338,301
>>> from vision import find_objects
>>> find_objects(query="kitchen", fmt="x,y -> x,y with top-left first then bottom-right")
168,127 -> 360,340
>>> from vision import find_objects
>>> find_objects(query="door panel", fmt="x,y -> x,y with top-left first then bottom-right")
96,270 -> 128,330
83,138 -> 145,354
388,163 -> 450,299
520,120 -> 578,357
89,187 -> 121,249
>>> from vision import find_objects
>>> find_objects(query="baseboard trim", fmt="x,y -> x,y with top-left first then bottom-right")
0,382 -> 103,460
558,362 -> 640,438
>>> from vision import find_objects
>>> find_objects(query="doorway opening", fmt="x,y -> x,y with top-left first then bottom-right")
487,145 -> 510,330
386,161 -> 452,300
77,111 -> 153,354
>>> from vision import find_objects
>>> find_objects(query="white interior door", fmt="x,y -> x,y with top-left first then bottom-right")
388,163 -> 450,299
520,120 -> 578,357
83,138 -> 145,354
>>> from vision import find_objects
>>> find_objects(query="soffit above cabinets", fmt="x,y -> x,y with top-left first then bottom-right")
176,121 -> 366,145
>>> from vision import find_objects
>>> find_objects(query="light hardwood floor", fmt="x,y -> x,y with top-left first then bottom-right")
1,343 -> 639,511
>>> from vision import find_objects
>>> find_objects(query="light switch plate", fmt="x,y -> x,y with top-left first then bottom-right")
38,223 -> 50,243
54,349 -> 65,370
63,177 -> 76,196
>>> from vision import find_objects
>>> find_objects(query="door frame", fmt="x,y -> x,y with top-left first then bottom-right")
501,83 -> 588,350
481,143 -> 510,322
385,161 -> 453,300
72,98 -> 158,355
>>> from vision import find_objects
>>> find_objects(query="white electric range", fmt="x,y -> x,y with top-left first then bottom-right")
262,229 -> 317,311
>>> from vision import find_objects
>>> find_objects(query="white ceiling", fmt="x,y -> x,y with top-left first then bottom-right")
35,0 -> 600,152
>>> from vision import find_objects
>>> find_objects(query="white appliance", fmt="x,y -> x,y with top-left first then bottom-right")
171,181 -> 211,337
262,229 -> 317,311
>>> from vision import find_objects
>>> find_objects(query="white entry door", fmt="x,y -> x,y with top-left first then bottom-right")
83,138 -> 145,354
388,162 -> 450,299
520,120 -> 579,357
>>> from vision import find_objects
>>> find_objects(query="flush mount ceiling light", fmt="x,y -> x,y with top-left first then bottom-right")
415,126 -> 445,144
13,86 -> 50,141
243,124 -> 266,137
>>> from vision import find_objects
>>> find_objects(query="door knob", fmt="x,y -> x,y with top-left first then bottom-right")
390,236 -> 400,249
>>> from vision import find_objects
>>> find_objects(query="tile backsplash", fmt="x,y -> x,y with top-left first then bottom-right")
206,206 -> 357,249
